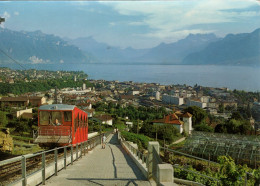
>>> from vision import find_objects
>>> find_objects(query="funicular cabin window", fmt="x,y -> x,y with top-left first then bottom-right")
40,111 -> 49,125
51,111 -> 62,125
64,111 -> 72,122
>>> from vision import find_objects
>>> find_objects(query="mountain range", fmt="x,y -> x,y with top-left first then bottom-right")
0,27 -> 259,66
0,28 -> 89,64
183,28 -> 260,65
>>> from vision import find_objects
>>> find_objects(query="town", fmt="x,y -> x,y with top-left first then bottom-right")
0,67 -> 259,136
0,67 -> 260,185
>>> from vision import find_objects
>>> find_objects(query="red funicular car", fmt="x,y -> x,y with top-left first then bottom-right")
35,104 -> 88,147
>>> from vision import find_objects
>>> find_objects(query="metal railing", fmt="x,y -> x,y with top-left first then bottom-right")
160,146 -> 219,165
0,133 -> 109,186
161,146 -> 258,186
38,127 -> 71,136
119,134 -> 148,167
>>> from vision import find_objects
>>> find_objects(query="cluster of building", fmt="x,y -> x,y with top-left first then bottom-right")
1,68 -> 258,134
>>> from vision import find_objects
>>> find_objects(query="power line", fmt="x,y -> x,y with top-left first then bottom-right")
0,16 -> 26,70
0,48 -> 26,70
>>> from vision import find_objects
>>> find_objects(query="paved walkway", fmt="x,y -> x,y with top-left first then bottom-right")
44,134 -> 151,186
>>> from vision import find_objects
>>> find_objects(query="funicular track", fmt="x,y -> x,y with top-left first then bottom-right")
0,133 -> 104,186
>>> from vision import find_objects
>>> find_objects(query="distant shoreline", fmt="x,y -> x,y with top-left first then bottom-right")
1,64 -> 259,92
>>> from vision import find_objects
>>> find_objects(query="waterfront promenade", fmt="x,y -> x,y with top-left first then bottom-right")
44,134 -> 151,186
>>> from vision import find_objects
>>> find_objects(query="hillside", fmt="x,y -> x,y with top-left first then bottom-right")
67,33 -> 219,64
137,33 -> 220,64
182,28 -> 260,66
0,28 -> 90,64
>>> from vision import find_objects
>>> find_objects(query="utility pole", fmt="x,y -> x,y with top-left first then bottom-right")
54,87 -> 58,104
137,118 -> 139,134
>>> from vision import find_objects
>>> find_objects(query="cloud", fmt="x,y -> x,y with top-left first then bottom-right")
3,11 -> 10,19
109,22 -> 116,26
29,56 -> 49,64
0,11 -> 10,28
128,21 -> 144,26
138,29 -> 216,43
14,11 -> 19,16
105,0 -> 259,42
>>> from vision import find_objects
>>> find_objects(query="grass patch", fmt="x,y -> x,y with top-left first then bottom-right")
114,123 -> 126,131
12,135 -> 33,142
12,140 -> 43,156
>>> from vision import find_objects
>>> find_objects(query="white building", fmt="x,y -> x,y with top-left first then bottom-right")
186,99 -> 207,108
82,83 -> 86,90
170,90 -> 179,97
162,94 -> 184,105
152,112 -> 193,134
200,96 -> 211,103
155,91 -> 160,100
130,90 -> 140,95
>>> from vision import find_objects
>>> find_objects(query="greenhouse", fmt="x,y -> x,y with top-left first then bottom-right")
181,131 -> 260,168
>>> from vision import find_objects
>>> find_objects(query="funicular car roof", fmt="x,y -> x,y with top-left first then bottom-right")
39,104 -> 76,111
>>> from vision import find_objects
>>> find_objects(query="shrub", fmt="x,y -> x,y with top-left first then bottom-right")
121,131 -> 150,149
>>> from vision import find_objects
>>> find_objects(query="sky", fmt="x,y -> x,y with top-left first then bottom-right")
0,0 -> 260,49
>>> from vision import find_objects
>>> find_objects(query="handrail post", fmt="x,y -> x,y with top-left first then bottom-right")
71,145 -> 73,165
42,152 -> 46,185
147,141 -> 160,180
80,142 -> 83,158
21,156 -> 27,186
76,143 -> 78,160
55,148 -> 58,176
64,146 -> 67,169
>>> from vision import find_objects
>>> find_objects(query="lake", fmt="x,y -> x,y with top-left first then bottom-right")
3,63 -> 260,92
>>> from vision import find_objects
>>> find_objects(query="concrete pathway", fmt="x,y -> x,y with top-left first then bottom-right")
44,134 -> 151,186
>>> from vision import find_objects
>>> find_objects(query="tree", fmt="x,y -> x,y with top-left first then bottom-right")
139,122 -> 155,138
0,111 -> 8,127
226,119 -> 241,134
157,125 -> 179,144
218,104 -> 225,113
230,111 -> 243,120
218,156 -> 248,186
214,123 -> 227,133
184,106 -> 208,126
194,124 -> 214,132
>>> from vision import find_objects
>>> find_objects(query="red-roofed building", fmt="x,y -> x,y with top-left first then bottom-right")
152,112 -> 192,134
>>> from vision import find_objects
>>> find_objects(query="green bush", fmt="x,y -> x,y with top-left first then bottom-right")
121,131 -> 151,150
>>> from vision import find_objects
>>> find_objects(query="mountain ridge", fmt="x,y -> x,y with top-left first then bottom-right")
0,27 -> 259,66
182,28 -> 260,66
0,28 -> 90,64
